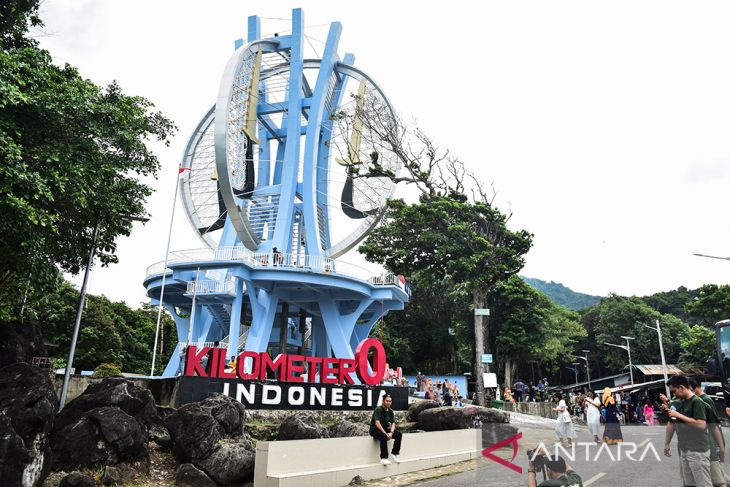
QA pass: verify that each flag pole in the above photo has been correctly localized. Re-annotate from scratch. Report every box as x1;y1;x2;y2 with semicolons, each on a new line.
150;165;188;376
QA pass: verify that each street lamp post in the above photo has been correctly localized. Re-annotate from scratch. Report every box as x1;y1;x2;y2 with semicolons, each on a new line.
644;320;671;398
565;362;580;386
604;336;635;385
59;215;149;410
575;350;591;391
59;222;100;410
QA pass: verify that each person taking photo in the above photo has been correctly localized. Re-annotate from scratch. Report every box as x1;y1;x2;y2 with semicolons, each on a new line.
663;375;712;487
527;447;583;487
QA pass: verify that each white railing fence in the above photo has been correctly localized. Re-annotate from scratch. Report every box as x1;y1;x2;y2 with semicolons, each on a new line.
146;246;404;290
186;279;235;295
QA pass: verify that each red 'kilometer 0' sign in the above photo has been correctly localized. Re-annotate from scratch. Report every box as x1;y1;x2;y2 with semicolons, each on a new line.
184;338;387;385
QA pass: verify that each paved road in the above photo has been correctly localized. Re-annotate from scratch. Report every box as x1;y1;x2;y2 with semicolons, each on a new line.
415;424;717;487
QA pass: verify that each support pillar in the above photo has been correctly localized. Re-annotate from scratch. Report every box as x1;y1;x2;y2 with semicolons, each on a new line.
227;279;245;359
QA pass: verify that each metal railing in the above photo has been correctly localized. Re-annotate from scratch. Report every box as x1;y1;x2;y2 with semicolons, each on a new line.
220;327;250;348
368;273;401;286
146;245;404;289
186;279;235;295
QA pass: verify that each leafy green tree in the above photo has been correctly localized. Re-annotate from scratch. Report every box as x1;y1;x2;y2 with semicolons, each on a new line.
678;325;715;370
339;59;532;403
0;0;41;49
0;0;176;317
582;295;689;377
93;363;122;378
372;273;472;375
642;286;699;324
489;276;586;384
21;279;176;374
684;284;730;326
360;195;532;403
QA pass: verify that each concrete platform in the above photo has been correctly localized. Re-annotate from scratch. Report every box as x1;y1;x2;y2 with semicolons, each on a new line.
253;430;481;487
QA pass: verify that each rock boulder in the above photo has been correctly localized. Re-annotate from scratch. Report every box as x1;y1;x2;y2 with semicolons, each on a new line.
416;405;510;432
165;403;222;462
165;394;255;485
176;463;216;487
277;413;327;440
0;362;58;487
58;472;95;487
50;407;147;470
0;322;47;368
406;399;441;422
196;440;256;485
198;393;246;437
327;420;369;438
54;378;158;434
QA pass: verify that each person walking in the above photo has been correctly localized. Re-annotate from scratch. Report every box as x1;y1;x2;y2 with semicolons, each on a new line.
585;390;602;444
553;393;577;447
528;382;536;402
369;394;402;465
538;380;546;401
663;376;711;487
514;379;525;403
689;377;727;487
643;402;656;426
601;387;624;445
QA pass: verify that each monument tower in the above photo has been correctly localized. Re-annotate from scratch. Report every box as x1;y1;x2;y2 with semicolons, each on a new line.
143;8;409;377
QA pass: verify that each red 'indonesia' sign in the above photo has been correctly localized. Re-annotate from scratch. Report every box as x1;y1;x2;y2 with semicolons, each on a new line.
184;337;387;385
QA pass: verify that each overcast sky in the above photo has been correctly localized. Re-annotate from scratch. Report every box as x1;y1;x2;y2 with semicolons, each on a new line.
37;0;730;307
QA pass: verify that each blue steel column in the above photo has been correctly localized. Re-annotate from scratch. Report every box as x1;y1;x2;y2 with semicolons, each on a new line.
271;9;303;252
311;315;331;358
227;279;245;359
301;23;342;257
314;52;355;252
244;286;280;352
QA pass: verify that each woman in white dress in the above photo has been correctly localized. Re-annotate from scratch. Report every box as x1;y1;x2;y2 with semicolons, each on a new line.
552;393;577;446
585;390;602;444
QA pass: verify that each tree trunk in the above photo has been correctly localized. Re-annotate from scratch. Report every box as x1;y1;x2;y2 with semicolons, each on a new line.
448;340;458;375
473;288;489;406
504;359;512;389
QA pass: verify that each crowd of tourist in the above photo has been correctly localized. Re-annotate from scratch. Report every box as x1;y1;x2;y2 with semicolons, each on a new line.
502;378;551;402
413;372;465;407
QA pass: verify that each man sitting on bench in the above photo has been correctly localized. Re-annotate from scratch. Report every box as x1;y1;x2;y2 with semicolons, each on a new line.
370;394;402;465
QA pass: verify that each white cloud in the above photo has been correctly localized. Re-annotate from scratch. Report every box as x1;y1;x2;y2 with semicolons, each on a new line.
35;0;730;305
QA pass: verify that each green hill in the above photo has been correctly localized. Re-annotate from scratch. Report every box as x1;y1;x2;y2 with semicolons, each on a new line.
520;277;602;310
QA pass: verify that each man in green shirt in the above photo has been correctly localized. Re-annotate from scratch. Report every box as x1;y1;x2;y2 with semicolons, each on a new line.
664;375;712;487
370;394;402;465
527;451;583;487
689;377;727;487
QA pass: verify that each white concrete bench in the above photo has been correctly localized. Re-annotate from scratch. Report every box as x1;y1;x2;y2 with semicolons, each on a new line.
254;429;481;487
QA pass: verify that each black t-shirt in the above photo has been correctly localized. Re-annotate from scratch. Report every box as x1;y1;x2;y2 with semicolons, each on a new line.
370;406;395;435
676;394;710;453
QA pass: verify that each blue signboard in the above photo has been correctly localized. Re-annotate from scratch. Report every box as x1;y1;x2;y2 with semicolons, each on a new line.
481;354;493;364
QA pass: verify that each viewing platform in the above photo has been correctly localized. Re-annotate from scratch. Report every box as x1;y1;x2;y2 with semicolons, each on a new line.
145;246;406;292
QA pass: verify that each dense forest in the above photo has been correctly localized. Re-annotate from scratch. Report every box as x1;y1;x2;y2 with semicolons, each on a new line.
379;278;728;386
